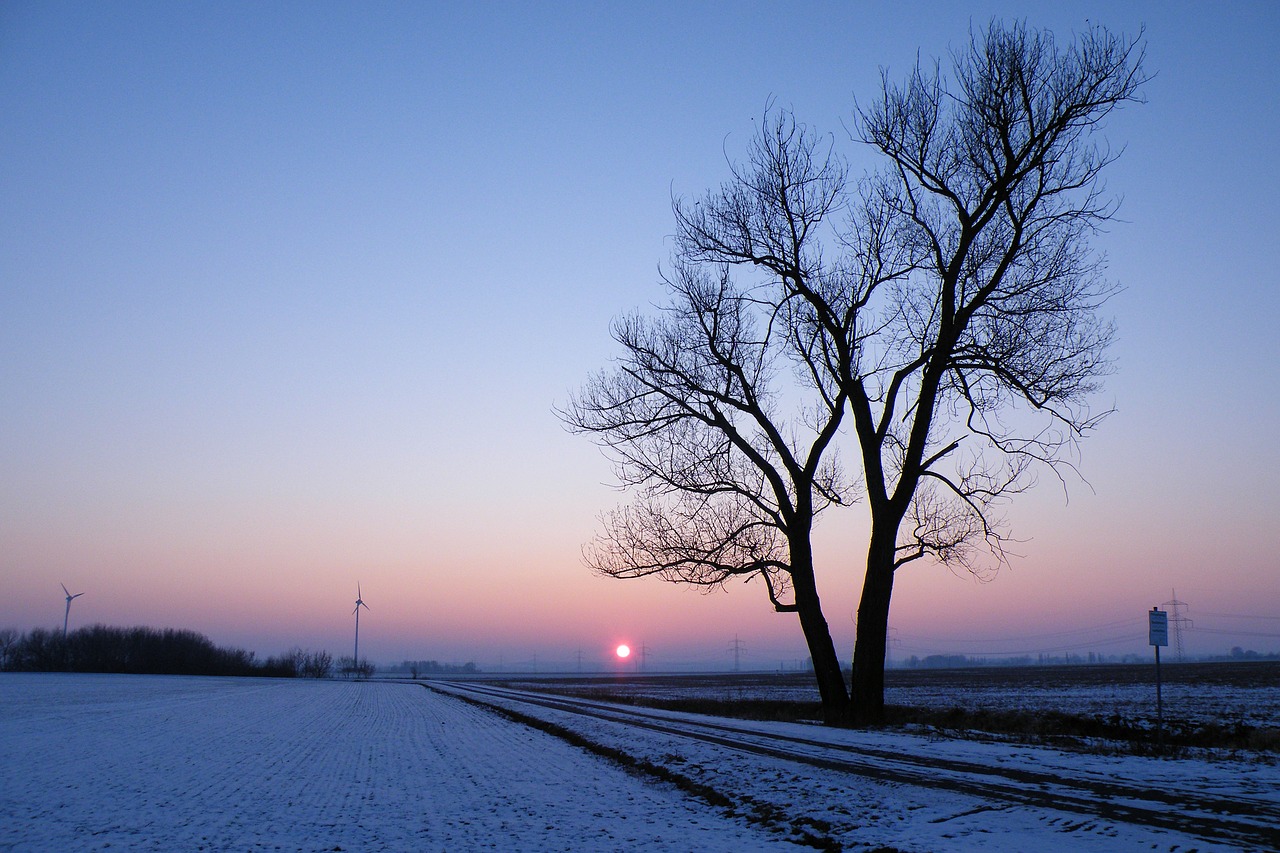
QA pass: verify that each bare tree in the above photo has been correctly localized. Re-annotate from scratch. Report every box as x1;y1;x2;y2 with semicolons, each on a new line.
301;649;334;679
560;236;857;721
834;21;1147;721
0;628;17;670
568;20;1145;725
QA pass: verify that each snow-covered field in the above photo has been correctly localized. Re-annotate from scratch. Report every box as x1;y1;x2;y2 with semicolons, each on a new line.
509;662;1280;729
2;673;1277;852
0;673;779;851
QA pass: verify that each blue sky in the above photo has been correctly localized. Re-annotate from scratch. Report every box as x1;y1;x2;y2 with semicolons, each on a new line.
2;1;1277;669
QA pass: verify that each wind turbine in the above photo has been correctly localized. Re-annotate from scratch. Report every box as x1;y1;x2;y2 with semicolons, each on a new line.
61;583;84;638
352;584;369;676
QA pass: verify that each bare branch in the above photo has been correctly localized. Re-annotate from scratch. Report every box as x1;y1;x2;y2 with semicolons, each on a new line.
563;20;1146;724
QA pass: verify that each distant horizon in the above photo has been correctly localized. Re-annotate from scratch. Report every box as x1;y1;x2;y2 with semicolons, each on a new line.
10;599;1276;673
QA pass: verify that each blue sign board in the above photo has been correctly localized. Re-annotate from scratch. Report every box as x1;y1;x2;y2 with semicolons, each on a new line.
1149;608;1169;647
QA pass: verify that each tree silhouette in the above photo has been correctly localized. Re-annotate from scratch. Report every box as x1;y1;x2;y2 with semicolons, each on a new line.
568;20;1146;723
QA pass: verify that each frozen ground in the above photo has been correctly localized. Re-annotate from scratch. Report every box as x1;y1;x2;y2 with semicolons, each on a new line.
0;673;794;851
437;680;1280;852
2;673;1277;852
507;661;1280;729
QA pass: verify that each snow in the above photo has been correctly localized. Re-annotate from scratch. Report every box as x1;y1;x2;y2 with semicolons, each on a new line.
437;680;1280;852
522;665;1280;729
2;673;1277;852
0;674;800;851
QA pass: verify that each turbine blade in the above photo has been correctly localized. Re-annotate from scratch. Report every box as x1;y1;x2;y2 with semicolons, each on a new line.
62;583;70;597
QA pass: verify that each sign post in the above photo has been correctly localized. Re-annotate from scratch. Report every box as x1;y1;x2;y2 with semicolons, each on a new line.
1149;607;1168;749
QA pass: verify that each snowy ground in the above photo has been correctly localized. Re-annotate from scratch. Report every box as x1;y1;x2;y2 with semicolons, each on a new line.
2;673;1277;852
436;680;1280;852
0;673;789;851
505;662;1280;729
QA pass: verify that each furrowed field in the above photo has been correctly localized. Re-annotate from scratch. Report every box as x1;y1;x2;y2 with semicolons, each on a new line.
3;664;1277;851
495;660;1280;748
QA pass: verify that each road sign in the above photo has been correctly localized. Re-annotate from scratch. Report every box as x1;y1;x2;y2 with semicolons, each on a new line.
1149;608;1168;647
1149;607;1168;750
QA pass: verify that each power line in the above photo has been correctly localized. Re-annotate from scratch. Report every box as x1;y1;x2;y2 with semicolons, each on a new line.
1198;611;1280;621
885;598;1278;661
1194;628;1280;639
895;633;1146;658
903;618;1139;645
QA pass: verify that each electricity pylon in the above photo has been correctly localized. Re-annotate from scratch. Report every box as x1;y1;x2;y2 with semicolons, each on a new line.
1163;589;1193;661
729;635;746;672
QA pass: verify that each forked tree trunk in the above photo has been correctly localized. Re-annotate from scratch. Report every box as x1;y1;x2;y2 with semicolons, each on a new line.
790;557;851;726
850;528;897;724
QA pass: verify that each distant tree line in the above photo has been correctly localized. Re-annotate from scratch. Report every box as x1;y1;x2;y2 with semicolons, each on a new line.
903;653;1143;668
1224;647;1279;662
337;656;377;679
0;625;337;678
901;649;1280;668
271;646;337;678
385;659;480;678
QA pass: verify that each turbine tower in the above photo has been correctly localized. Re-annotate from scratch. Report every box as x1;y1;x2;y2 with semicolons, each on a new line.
61;583;84;638
352;584;369;675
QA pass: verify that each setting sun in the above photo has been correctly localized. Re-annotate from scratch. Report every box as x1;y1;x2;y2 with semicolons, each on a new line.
615;644;631;659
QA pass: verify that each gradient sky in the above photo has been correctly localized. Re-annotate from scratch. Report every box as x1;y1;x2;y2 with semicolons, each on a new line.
3;1;1277;671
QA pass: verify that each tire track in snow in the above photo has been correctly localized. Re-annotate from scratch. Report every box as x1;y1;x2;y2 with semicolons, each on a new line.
436;680;1280;853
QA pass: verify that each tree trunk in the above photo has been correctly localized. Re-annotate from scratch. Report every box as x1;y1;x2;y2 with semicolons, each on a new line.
790;557;851;726
850;527;897;724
